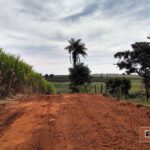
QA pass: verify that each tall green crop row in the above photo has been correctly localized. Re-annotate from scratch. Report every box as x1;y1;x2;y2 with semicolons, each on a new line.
0;49;55;98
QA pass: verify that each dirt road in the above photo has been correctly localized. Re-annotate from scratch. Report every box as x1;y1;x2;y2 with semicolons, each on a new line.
0;94;150;150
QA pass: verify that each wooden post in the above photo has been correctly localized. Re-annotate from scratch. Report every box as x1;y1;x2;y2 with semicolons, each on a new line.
105;86;107;95
100;84;103;94
95;85;97;94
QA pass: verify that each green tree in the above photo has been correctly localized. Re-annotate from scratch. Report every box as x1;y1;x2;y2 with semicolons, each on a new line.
121;78;131;99
65;38;87;67
114;42;150;101
69;63;91;93
106;78;131;98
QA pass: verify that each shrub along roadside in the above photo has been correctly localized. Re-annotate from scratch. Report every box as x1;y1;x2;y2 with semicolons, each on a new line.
106;78;131;99
0;49;55;98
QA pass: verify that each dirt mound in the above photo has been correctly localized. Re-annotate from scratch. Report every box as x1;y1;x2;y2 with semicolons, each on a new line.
0;94;150;150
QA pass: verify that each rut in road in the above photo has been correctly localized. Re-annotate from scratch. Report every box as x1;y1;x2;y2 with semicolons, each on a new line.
0;94;150;150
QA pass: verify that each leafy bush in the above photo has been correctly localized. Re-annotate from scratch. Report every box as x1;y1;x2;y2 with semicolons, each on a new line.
69;63;91;93
106;78;131;98
0;49;55;98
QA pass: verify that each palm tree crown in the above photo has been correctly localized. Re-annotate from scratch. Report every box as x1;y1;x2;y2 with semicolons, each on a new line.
65;38;87;67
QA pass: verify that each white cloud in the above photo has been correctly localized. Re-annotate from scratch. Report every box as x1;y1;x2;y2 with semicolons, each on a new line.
0;0;150;74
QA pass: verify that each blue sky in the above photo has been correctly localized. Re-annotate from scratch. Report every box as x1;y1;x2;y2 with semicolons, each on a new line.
0;0;150;74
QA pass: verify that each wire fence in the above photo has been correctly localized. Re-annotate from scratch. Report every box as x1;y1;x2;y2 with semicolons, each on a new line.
54;83;106;94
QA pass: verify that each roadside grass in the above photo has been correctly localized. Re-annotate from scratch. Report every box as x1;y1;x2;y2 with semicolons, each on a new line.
130;80;144;94
53;80;143;94
123;99;150;107
52;82;70;94
53;80;150;107
53;82;106;94
0;49;55;98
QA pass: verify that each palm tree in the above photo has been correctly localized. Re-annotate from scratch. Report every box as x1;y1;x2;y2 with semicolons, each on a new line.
65;38;87;67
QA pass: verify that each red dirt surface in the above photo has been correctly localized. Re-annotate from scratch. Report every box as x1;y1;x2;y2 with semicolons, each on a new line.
0;94;150;150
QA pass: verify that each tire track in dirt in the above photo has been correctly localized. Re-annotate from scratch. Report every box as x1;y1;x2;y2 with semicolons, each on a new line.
0;94;150;150
0;100;56;150
75;95;150;150
10;96;70;150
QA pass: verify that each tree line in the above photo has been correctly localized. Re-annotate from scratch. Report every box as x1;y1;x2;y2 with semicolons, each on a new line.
64;37;150;101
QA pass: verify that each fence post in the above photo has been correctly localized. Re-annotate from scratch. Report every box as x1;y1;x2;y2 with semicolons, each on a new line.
105;86;107;95
95;85;97;94
100;84;103;94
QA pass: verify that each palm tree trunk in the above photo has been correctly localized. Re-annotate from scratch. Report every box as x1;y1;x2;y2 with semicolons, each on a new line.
69;54;72;64
73;52;77;67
